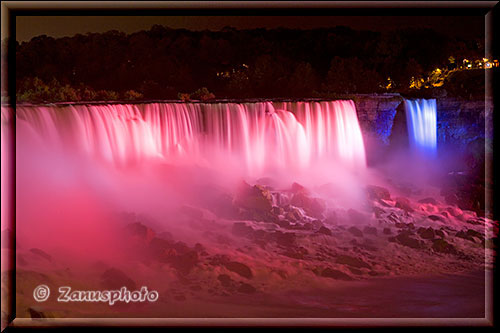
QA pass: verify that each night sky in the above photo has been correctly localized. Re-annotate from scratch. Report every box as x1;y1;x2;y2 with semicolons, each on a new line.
16;15;485;42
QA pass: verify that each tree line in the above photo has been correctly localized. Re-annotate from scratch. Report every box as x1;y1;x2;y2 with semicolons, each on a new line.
14;25;484;102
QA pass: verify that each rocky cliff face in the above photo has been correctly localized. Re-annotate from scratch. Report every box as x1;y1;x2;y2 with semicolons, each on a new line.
436;98;492;151
353;95;492;152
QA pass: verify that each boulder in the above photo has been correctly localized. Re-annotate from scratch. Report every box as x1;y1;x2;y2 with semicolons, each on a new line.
366;185;391;201
224;261;253;279
435;229;445;238
291;182;310;195
290;193;326;218
273;231;296;246
321;268;353;281
428;215;444;222
217;274;232;287
234;181;273;213
395;197;414;213
373;207;385;218
317;226;332;236
363;226;377;235
417;227;435;240
432;239;457;254
395;232;425;249
238;282;257;294
124;222;156;244
347;226;363;237
171;250;199;275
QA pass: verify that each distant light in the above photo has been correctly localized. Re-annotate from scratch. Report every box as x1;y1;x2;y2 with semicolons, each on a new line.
467;64;472;68
486;63;492;68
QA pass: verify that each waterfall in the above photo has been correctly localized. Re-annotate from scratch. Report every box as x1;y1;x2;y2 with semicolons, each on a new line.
404;99;437;157
15;100;367;176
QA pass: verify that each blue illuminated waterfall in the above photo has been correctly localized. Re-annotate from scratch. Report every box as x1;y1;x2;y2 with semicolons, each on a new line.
404;99;437;156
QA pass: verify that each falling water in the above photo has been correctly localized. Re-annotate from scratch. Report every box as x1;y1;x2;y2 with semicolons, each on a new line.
404;99;437;157
16;100;367;176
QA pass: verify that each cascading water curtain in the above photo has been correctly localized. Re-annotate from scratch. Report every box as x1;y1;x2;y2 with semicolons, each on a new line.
404;99;437;157
16;101;367;175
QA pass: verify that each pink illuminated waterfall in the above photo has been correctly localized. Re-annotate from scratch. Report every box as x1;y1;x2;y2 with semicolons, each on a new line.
15;101;366;175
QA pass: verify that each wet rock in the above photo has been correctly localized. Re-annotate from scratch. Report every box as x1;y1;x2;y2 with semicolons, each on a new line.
456;230;473;242
291;193;326;218
124;222;156;243
466;229;483;239
317;226;332;236
432;239;457;254
224;261;253;279
148;237;176;260
273;231;296;246
171;250;199;275
335;255;371;269
435;229;445;238
217;274;232;287
372;207;385;218
283;246;309;259
366;185;391;201
275;219;290;228
238;282;257;294
363;226;377;235
446;206;462;217
232;222;254;237
418;197;438;205
428;215;444;222
378;199;393;207
291;182;310;195
383;228;392;235
347;226;363;237
235;181;273;213
271;206;284;216
302;222;313;230
417;227;435;240
395;222;405;229
285;211;297;222
252;229;267;240
101;268;136;290
29;248;52;262
395;232;425;249
321;268;353;281
347;266;363;275
395;197;414;213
